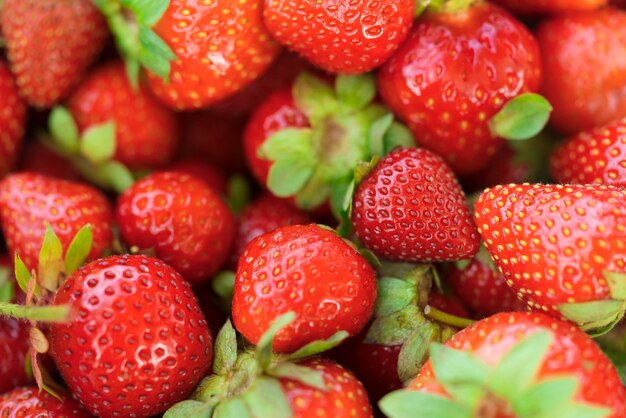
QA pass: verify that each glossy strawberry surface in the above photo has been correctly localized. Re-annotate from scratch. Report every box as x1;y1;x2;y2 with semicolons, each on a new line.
0;387;91;417
49;255;212;417
0;63;26;178
232;224;377;353
352;147;480;262
493;0;608;14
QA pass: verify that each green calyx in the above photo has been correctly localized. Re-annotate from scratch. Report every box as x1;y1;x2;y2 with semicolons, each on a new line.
488;93;553;142
426;0;479;14
380;331;612;418
92;0;176;86
47;106;135;193
165;313;350;418
558;271;626;337
258;72;414;215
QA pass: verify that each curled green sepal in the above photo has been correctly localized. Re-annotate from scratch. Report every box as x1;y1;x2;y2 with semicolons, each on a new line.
64;225;93;276
163;400;214;418
213;320;238;375
488;93;553;141
38;224;65;292
256;312;296;371
48;107;80;154
241;377;292;418
80;122;116;165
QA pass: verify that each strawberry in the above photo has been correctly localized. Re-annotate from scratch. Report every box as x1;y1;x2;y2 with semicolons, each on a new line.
351;147;480;263
537;8;626;135
140;0;281;110
550;118;626;187
0;0;107;108
0;173;114;271
263;0;414;74
231;194;311;266
168;158;228;195
377;2;543;175
232;224;377;353
116;171;236;283
474;183;626;333
66;61;179;170
426;292;469;319
49;254;212;417
492;0;608;15
0;318;30;393
0;62;27;178
381;312;626;418
16;140;80;181
0;387;90;417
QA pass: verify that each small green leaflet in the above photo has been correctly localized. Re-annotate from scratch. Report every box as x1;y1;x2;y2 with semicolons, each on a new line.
489;93;553;141
64;225;93;275
379;390;471;418
80;122;116;164
48;107;79;154
213;320;238;375
335;74;376;112
256;312;296;371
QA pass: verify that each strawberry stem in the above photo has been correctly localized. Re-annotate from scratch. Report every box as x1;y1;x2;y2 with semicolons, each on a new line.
424;305;475;328
0;302;70;323
428;0;477;13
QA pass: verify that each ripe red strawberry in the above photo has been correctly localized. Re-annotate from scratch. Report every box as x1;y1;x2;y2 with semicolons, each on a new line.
0;387;90;417
0;62;27;178
381;312;626;418
0;0;107;108
378;2;542;175
0;173;114;270
68;61;179;170
168;158;228;195
116;171;235;283
492;0;608;14
231;194;310;266
232;224;377;353
550;118;626;187
537;8;626;135
0;318;30;393
474;184;626;332
17;140;80;181
49;254;212;417
447;255;526;318
351;147;480;262
263;0;414;74
145;0;281;110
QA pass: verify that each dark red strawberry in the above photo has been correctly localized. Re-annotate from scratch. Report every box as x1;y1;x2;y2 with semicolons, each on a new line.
474;184;626;333
351;147;480;262
0;62;27;178
461;144;531;193
49;254;212;417
116;171;235;283
378;2;542;175
0;173;114;271
67;61;179;170
0;387;90;417
0;318;30;393
493;0;608;14
537;8;626;135
263;0;414;74
551;117;626;187
231;194;310;266
427;292;469;318
382;312;626;418
0;0;107;108
232;224;377;353
168;158;228;195
16;140;80;181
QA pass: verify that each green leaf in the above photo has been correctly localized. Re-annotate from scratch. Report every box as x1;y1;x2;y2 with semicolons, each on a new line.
256;312;296;371
97;161;136;194
80;121;116;164
0;281;14;303
38;224;65;292
269;362;326;390
397;323;438;383
558;300;625;327
288;331;349;361
369;113;394;156
194;375;229;402
212;271;236;299
534;403;611;418
266;156;316;198
365;305;425;346
214;397;251;418
122;0;170;25
257;128;314;162
605;271;626;300
125;58;141;90
335;74;376;111
241;377;292;418
379;390;471;418
293;73;339;124
13;254;31;294
293;170;331;210
513;377;578;417
48;107;80;154
488;93;553;141
64;225;93;275
213;320;238;375
488;331;553;400
164;400;214;418
430;343;489;390
376;277;417;317
138;26;177;80
383;122;415;154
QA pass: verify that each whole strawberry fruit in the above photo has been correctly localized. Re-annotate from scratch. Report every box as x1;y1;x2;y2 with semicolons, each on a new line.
351;147;479;262
493;0;608;14
68;61;179;170
475;184;626;333
0;0;107;108
0;62;27;178
0;387;90;417
381;312;626;418
537;8;626;135
49;254;213;418
263;0;414;74
116;171;235;283
378;2;542;175
0;173;113;270
551;118;626;187
232;224;377;353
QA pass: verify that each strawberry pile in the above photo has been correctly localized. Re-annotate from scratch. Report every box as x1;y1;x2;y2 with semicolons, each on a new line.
0;0;626;417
